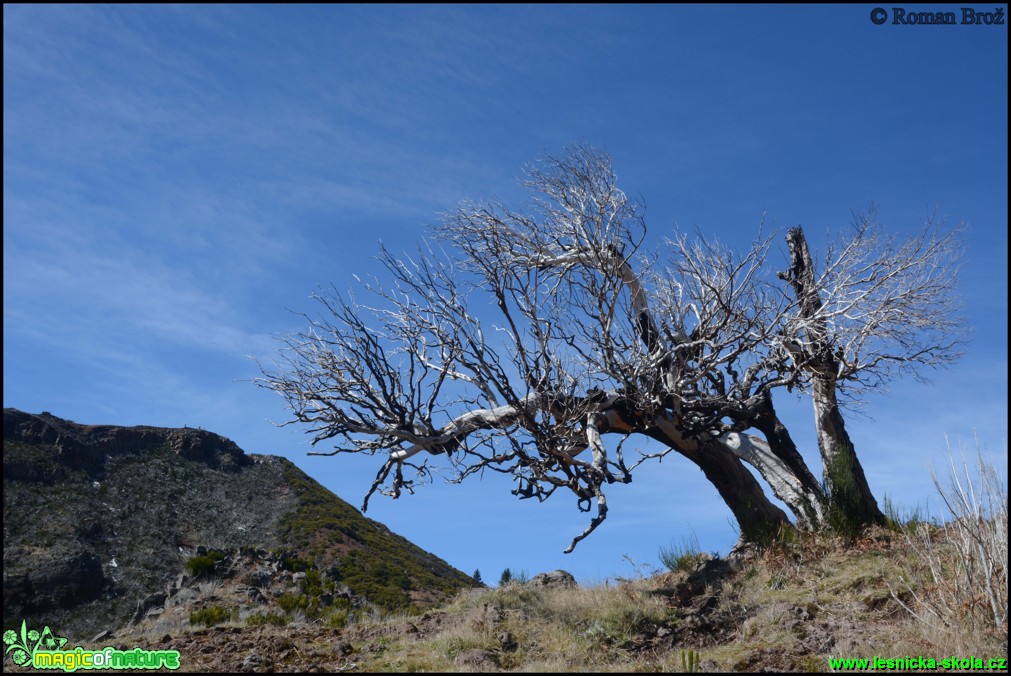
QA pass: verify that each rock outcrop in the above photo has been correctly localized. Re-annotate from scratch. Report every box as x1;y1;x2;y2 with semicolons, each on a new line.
526;570;578;590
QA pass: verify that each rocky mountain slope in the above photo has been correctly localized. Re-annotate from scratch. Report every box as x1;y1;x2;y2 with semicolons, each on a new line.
27;527;1004;673
2;409;476;642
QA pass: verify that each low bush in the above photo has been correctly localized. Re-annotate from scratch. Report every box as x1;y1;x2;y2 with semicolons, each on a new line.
189;605;233;627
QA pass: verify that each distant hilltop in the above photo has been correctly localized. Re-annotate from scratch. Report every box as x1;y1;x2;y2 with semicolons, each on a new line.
3;408;477;641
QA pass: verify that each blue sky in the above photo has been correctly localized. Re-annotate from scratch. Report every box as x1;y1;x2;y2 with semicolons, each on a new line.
4;5;1007;584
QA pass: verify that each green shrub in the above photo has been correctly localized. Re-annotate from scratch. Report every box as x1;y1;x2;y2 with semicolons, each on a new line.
277;593;310;614
185;553;223;577
189;605;233;627
324;608;352;629
276;552;312;573
882;494;932;531
246;611;288;627
659;533;707;574
824;445;881;539
276;461;470;613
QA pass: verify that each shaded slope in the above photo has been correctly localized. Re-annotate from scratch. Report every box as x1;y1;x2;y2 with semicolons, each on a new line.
2;409;475;640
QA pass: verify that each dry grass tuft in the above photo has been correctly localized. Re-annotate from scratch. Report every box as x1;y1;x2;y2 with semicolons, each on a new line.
892;441;1008;656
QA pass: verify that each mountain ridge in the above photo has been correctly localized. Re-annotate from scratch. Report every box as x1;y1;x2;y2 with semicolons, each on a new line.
2;408;476;640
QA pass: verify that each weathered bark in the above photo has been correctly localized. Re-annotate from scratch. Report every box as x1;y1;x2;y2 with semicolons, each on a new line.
647;413;792;543
719;431;826;530
779;227;884;528
811;376;883;528
695;439;793;543
372;358;844;545
742;392;827;528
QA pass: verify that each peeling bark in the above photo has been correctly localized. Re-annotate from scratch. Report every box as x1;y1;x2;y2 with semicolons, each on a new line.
742;392;827;528
719;432;826;529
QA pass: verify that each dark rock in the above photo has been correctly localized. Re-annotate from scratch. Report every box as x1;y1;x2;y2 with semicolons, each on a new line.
3;408;476;640
672;556;734;607
242;653;265;669
2;572;32;611
240;568;272;588
2;408;253;476
14;549;107;612
132;591;167;624
499;630;518;652
468;602;504;629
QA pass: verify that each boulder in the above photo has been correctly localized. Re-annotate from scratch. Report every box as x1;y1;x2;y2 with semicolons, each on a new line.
526;570;577;590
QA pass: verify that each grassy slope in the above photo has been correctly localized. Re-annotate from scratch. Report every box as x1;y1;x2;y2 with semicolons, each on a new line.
88;523;1007;673
342;526;1008;672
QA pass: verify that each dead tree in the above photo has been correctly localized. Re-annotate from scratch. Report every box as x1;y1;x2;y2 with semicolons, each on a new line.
777;214;965;531
258;147;965;551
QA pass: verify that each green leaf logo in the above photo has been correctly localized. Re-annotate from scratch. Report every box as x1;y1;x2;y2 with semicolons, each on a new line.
38;626;68;651
3;620;69;666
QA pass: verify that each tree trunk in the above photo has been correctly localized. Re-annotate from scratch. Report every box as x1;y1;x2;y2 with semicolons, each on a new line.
719;431;827;530
779;227;884;530
647;414;793;543
812;376;884;529
744;392;828;529
694;438;794;543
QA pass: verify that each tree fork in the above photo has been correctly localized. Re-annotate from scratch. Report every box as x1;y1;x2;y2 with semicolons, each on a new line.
744;391;828;529
779;227;884;529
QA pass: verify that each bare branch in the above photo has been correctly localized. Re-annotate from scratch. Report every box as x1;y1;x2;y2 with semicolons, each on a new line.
259;147;965;550
781;209;967;400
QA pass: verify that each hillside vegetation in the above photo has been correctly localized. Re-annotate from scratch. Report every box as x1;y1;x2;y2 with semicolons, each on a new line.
100;519;1006;672
2;409;475;642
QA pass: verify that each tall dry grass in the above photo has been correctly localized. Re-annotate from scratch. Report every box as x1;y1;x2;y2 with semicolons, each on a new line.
893;440;1008;655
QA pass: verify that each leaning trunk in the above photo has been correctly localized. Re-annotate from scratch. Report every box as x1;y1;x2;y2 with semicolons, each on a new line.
812;376;884;530
719;431;827;530
779;226;884;531
694;438;794;543
745;392;828;529
646;416;793;543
